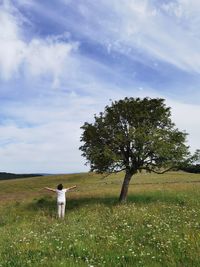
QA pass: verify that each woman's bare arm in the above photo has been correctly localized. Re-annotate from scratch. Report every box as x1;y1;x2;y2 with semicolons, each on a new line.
66;185;77;191
44;187;56;192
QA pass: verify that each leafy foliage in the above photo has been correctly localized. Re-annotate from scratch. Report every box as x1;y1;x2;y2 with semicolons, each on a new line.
80;97;190;176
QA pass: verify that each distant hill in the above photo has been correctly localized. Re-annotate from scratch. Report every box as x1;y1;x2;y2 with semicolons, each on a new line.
0;172;43;181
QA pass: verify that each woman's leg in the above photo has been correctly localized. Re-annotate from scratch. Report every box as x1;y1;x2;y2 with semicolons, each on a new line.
61;203;66;218
57;203;62;218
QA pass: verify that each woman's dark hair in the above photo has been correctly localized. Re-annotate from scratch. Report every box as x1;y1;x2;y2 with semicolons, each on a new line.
57;184;63;190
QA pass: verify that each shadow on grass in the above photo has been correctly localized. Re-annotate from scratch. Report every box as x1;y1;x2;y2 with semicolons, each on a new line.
27;191;187;213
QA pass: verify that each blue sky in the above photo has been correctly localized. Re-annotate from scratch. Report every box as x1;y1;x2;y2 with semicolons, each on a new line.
0;0;200;173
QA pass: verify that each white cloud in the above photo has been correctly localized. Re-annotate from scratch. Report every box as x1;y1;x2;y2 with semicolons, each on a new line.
0;3;78;86
21;0;200;74
162;0;200;19
25;39;78;88
118;1;200;73
0;84;200;173
0;122;86;173
57;0;200;74
168;100;200;153
0;96;92;173
0;6;26;79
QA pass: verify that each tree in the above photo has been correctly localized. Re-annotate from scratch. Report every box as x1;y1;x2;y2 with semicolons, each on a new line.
80;97;194;202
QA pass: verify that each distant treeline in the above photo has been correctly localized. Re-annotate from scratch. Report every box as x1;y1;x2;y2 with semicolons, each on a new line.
0;172;43;180
180;164;200;173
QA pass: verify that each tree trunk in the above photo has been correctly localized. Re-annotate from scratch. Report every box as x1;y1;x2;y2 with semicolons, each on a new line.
119;170;133;202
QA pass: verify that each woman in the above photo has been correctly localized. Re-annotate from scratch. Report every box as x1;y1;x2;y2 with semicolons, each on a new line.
44;184;76;218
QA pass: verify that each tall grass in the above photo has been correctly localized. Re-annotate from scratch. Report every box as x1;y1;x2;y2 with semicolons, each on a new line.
1;172;200;266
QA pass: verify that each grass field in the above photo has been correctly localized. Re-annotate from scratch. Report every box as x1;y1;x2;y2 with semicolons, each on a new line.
0;171;200;267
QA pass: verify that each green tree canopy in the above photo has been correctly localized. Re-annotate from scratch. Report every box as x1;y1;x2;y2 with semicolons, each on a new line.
80;97;196;202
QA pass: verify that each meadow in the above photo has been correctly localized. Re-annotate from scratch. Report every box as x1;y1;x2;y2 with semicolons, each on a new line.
0;171;200;267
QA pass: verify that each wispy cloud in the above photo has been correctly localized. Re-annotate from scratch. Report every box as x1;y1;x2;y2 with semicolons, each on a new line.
30;0;200;92
59;0;200;74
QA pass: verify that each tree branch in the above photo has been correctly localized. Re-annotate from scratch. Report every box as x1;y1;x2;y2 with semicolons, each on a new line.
100;168;126;179
141;166;174;174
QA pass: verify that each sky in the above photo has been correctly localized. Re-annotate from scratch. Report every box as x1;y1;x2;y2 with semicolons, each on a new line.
0;0;200;174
